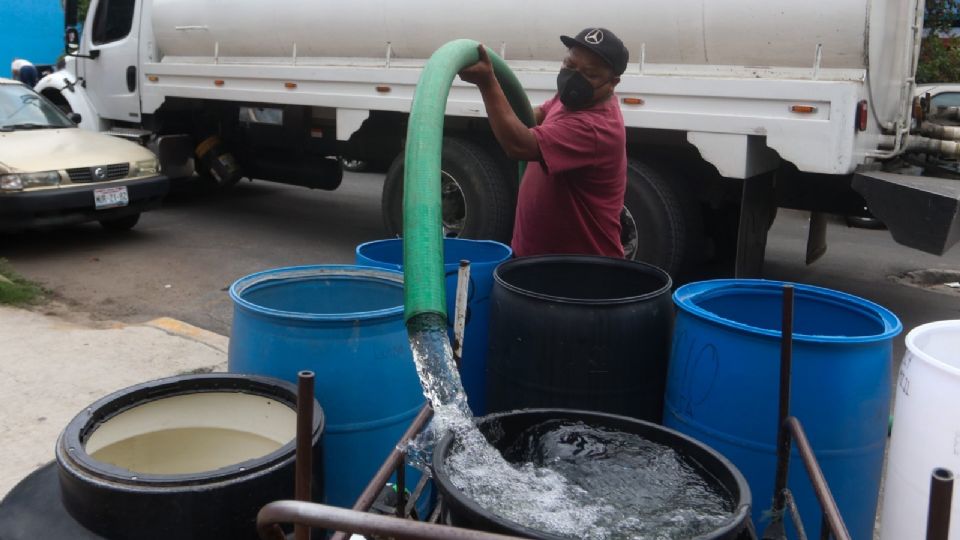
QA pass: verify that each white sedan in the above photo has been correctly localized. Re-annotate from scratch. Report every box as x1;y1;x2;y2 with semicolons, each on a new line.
0;78;168;232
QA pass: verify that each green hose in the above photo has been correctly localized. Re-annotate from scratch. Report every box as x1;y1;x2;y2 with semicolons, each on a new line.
403;39;535;323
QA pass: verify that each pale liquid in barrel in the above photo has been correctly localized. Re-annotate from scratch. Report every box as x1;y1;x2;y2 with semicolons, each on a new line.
90;427;283;475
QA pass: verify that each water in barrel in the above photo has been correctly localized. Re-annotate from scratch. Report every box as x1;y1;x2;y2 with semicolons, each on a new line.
408;319;738;539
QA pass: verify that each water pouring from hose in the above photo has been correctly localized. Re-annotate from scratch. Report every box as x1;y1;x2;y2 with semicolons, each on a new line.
401;39;534;416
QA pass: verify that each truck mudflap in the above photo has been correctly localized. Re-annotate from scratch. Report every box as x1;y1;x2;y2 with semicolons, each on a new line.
852;171;960;255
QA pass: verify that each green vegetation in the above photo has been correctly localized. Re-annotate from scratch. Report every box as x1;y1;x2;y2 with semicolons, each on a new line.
0;259;44;306
78;0;91;24
918;0;960;83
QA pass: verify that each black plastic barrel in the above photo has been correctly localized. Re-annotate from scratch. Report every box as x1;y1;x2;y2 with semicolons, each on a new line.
486;255;673;421
432;409;754;540
54;374;323;540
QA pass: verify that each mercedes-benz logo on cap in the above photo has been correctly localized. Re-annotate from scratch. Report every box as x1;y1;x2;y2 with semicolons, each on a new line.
93;167;106;180
585;29;604;45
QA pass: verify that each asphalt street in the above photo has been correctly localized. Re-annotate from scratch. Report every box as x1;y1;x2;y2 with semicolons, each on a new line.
1;174;388;334
3;172;959;363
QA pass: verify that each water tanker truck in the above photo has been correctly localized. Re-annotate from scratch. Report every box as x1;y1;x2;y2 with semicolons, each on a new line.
36;0;960;276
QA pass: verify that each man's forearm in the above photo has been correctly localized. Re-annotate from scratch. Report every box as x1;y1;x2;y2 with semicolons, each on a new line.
477;79;541;161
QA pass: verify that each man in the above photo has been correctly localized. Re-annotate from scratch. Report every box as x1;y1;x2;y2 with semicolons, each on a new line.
10;59;38;87
458;28;629;257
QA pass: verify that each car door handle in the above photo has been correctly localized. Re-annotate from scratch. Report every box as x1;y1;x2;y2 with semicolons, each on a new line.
126;66;136;92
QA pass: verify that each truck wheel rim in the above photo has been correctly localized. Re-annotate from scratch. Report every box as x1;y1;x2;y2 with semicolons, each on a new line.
620;206;639;259
440;171;466;237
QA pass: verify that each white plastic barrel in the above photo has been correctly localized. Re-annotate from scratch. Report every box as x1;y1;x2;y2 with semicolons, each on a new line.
880;320;960;540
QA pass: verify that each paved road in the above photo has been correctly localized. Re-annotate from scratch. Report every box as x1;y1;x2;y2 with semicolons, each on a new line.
3;172;959;362
764;211;960;361
2;174;388;334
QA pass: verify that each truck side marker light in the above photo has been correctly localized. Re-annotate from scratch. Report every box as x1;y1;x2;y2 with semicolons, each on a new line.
376;86;392;93
214;80;225;87
790;105;817;114
147;75;159;82
622;97;644;105
857;100;868;131
285;82;298;89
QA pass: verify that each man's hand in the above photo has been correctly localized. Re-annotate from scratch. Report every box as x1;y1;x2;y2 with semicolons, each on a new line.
458;45;496;89
457;44;541;161
534;106;545;125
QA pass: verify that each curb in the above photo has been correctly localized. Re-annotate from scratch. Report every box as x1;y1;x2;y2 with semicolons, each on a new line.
145;317;229;354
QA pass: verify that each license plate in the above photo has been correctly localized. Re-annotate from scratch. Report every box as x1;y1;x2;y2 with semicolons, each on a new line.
94;186;129;210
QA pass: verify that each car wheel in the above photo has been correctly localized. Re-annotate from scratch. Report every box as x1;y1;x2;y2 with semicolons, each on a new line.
381;137;515;242
99;213;140;231
623;158;702;278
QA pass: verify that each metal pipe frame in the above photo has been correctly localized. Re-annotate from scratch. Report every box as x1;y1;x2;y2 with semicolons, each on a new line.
762;285;794;540
927;467;954;540
452;259;471;367
406;473;431;519
763;285;851;540
258;500;524;540
295;371;316;540
327;403;434;540
771;285;795;515
396;451;407;518
784;416;851;540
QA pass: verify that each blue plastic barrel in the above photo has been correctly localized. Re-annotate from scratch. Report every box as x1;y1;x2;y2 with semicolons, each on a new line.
664;279;901;540
228;266;428;511
356;238;512;415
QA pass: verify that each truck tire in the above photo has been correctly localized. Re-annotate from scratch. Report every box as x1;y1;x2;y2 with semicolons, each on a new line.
381;137;515;242
622;158;701;278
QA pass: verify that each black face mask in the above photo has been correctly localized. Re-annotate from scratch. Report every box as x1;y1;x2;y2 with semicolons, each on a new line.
557;68;597;109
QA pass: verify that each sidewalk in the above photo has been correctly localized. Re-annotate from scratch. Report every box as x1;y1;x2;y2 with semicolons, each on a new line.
0;306;229;497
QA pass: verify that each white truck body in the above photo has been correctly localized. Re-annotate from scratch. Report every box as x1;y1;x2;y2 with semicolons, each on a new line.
65;0;922;177
40;0;958;274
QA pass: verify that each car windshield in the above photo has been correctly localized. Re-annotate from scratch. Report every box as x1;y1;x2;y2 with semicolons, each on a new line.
0;84;74;131
931;91;960;109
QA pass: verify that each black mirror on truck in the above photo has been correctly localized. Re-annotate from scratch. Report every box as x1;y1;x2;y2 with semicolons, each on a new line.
65;27;79;51
68;112;82;124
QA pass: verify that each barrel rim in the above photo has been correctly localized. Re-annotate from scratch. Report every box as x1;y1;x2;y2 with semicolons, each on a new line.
356;237;513;270
905;319;960;377
432;408;752;540
492;255;673;305
56;373;324;489
229;265;405;321
673;279;902;343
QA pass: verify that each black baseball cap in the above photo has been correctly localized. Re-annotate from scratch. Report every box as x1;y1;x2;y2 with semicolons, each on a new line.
560;27;629;76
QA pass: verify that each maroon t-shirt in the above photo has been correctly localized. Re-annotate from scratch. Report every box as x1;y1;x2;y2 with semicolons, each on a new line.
511;94;627;258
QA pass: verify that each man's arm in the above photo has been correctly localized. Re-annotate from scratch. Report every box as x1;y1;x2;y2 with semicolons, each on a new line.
459;45;541;161
534;106;545;125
